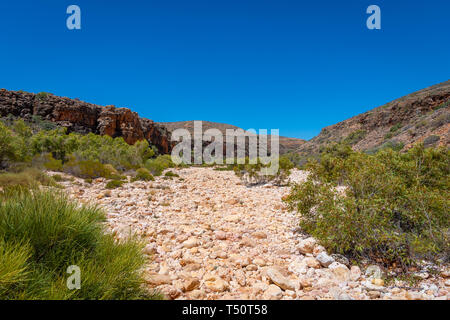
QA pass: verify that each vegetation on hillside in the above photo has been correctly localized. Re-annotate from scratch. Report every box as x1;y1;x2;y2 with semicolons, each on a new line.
0;117;176;181
284;142;449;269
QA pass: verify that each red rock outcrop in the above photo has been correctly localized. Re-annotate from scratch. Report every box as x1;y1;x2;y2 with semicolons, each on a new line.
0;89;172;154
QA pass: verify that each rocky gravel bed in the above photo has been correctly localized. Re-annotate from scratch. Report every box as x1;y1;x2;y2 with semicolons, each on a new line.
55;168;450;300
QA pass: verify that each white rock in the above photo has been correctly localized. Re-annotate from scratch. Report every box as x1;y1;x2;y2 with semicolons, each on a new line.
298;237;316;254
266;267;297;291
365;265;382;279
350;266;361;281
316;252;335;267
182;237;200;248
328;262;350;281
263;284;283;300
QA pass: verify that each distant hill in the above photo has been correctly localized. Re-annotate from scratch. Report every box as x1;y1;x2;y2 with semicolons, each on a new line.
158;120;306;155
295;80;450;159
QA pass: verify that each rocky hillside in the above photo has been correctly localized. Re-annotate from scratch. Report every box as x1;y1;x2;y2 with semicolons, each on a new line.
296;80;450;157
0;89;173;154
159;120;305;155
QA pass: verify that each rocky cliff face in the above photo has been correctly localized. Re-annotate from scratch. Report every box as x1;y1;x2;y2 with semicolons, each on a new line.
296;80;450;157
0;89;172;154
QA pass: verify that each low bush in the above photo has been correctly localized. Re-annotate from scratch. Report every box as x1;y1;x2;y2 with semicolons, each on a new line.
145;155;174;176
0;190;158;299
285;143;449;268
343;129;367;145
42;153;63;171
105;179;126;189
1;119;159;176
390;123;403;133
164;171;179;178
366;140;405;154
233;155;294;186
63;157;119;180
132;168;154;182
0;121;22;168
0;168;58;189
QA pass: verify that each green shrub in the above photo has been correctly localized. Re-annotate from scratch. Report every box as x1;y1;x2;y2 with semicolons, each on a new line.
233;155;294;186
145;155;174;176
43;153;63;171
105;179;125;189
285;143;449;268
432;100;450;110
366;140;404;154
51;174;64;182
63;157;119;179
0;121;22;168
390;123;403;133
343;130;367;145
36;92;49;101
132;168;154;182
0;168;58;189
164;171;179;178
430;114;450;129
213;165;235;171
0;190;158;299
2;119;157;173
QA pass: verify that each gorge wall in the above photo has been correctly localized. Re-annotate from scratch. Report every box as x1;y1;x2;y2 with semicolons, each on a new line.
0;89;172;154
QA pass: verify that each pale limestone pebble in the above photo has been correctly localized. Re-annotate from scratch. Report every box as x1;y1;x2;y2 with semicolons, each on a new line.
304;257;321;269
362;280;387;292
234;269;247;287
288;259;308;275
203;274;229;293
442;268;450;278
263;284;283;300
253;258;266;267
298;237;316;254
350;265;361;281
145;273;172;286
365;265;383;279
328;262;350;282
266;267;298;291
229;254;251;267
252;231;267;239
405;291;424;300
183;277;200;292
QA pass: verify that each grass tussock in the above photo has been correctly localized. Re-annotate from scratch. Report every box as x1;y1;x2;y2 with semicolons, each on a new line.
0;190;160;300
0;168;60;189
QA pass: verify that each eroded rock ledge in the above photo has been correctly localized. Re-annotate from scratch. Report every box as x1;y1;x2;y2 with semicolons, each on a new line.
0;89;172;154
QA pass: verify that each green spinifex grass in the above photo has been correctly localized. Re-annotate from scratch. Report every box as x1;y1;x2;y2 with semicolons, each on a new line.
0;190;160;300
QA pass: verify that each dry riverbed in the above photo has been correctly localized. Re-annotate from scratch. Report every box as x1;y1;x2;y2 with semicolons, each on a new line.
53;167;449;300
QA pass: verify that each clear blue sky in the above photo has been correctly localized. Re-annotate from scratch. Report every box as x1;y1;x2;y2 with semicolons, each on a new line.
1;0;449;139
